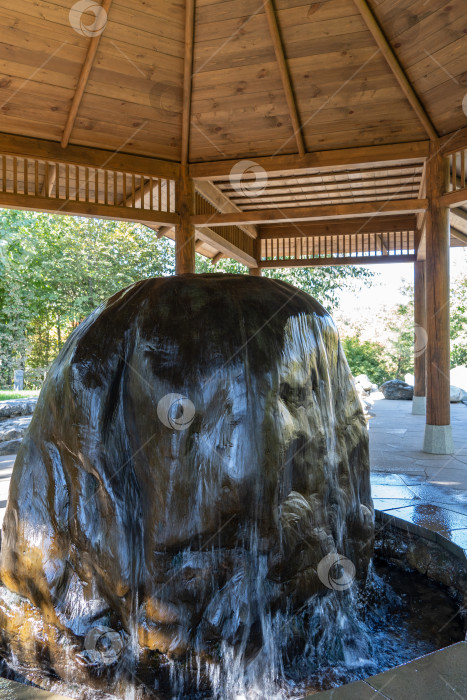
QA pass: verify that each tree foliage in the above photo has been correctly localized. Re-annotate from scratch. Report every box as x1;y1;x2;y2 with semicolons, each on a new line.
0;209;374;388
340;336;391;385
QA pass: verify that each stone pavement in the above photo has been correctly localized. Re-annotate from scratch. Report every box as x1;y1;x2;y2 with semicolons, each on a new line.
369;395;467;487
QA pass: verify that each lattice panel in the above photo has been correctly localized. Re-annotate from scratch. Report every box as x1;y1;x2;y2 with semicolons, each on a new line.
0;154;175;214
260;230;416;266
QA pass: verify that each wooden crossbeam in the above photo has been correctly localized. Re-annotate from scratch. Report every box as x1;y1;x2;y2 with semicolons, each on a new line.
62;0;114;148
259;254;417;269
263;0;305;156
195;180;257;238
353;0;437;141
189;142;429;179
181;0;195;166
439;188;467;207
0;133;179;180
258;214;417;239
0;192;178;226
192;199;427;227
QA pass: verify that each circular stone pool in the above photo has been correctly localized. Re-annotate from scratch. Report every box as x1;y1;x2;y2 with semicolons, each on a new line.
0;512;465;700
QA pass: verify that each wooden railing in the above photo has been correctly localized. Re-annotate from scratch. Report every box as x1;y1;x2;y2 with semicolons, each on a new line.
0;153;177;224
259;230;416;268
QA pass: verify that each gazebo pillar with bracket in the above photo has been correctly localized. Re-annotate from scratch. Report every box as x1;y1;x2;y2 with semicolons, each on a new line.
423;144;453;454
412;260;426;415
175;168;195;275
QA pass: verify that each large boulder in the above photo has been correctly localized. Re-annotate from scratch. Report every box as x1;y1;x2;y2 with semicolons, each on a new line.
0;275;373;692
0;397;37;419
380;379;414;400
450;386;463;403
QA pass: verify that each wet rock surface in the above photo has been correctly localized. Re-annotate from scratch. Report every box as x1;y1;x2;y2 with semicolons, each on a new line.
0;275;373;695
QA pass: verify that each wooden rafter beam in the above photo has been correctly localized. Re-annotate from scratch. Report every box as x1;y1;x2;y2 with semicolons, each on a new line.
157;225;173;238
352;0;437;141
263;0;305;156
181;0;195;166
62;0;114;148
0;132;179;179
125;178;161;208
195;180;257;238
192;199;428;227
41;164;56;197
194;227;256;267
452;207;467;224
440;127;467;156
189;141;429;179
211;252;224;265
451;227;467;245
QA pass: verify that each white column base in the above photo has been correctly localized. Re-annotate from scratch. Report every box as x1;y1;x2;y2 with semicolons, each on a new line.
423;424;454;454
412;395;426;415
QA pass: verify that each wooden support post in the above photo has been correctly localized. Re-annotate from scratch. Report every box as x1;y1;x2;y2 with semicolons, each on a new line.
175;168;195;274
423;143;453;453
412;260;426;415
249;267;262;276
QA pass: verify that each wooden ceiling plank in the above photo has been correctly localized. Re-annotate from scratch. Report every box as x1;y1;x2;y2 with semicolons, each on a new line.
181;0;195;166
352;0;438;141
263;0;305;157
61;0;114;148
192;198;428;226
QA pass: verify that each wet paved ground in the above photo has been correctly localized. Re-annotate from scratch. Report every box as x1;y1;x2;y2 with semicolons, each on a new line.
369;396;467;553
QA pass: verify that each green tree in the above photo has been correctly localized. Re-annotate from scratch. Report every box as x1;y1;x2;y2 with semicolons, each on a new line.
0;209;374;388
340;335;391;385
196;257;373;312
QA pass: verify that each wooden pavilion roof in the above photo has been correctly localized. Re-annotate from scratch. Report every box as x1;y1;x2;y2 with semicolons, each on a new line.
0;0;466;266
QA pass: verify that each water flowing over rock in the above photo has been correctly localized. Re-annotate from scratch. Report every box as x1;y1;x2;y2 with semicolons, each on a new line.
0;275;373;698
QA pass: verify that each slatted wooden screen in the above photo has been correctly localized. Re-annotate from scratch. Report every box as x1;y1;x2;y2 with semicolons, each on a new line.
0;154;175;214
260;230;416;264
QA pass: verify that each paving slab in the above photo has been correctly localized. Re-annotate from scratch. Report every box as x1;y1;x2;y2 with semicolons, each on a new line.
307;680;387;698
366;642;467;700
369;398;467;491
